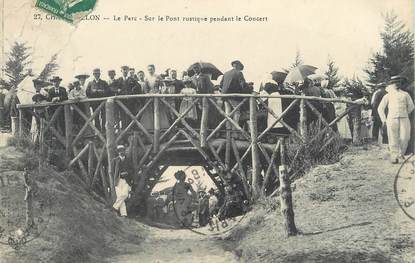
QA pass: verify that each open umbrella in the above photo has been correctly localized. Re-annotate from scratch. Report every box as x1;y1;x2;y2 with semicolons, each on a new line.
270;71;288;83
187;62;223;80
284;65;317;84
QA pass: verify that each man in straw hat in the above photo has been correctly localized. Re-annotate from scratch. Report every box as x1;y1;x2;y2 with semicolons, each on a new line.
47;76;68;133
86;68;110;131
112;144;133;217
378;75;414;164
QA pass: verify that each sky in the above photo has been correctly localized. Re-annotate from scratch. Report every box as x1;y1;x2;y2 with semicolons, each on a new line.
1;0;413;87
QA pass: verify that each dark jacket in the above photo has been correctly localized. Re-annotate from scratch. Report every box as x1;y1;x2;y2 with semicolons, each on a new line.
116;76;142;95
112;155;134;186
47;87;68;102
192;73;214;94
86;79;110;98
220;69;247;94
371;88;387;118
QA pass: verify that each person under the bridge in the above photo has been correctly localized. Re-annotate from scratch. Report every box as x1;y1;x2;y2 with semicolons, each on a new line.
173;170;196;227
112;145;133;217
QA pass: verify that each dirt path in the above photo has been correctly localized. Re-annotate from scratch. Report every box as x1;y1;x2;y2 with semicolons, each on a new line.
110;226;237;263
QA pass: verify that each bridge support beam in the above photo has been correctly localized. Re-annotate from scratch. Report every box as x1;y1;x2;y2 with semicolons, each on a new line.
106;98;116;203
250;97;261;201
279;137;298;236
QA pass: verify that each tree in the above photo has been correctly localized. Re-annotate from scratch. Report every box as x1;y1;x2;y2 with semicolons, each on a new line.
283;50;303;73
1;42;32;90
38;54;59;81
324;56;341;89
365;12;414;86
342;75;370;98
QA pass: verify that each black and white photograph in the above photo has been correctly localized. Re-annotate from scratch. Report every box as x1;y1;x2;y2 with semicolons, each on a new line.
0;0;414;262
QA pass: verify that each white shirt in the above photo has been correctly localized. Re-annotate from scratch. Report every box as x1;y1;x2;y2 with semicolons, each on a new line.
378;85;415;122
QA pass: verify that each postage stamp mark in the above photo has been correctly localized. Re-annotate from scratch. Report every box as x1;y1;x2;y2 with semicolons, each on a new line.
394;155;415;221
35;0;97;23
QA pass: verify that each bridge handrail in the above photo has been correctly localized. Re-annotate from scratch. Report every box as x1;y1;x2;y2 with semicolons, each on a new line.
17;93;366;109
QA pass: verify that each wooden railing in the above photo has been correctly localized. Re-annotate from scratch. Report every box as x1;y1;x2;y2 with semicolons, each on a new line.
16;93;364;235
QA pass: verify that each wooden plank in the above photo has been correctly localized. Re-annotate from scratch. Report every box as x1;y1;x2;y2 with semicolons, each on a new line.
72;145;90;184
200;97;209;147
64;105;73;160
115;99;152;142
44;106;63;132
279;137;298;236
68;143;89;168
159;97;199;142
225;101;232;169
231;138;251;200
208;98;251;141
18;109;23;137
72;102;106;146
257;98;299;140
153;97;160;153
88;141;94;179
105;98;117;202
131;132;139;178
299;98;307;138
261;140;281;195
250;97;261;200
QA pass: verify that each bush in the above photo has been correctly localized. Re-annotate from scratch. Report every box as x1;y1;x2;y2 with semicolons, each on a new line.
287;122;345;181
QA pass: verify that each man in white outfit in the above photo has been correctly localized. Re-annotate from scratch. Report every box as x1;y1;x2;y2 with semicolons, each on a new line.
112;145;132;217
378;75;414;164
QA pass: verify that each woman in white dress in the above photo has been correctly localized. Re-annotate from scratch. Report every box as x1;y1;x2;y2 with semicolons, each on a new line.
179;80;198;126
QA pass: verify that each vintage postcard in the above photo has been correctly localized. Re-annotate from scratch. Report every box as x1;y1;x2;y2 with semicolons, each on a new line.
0;0;414;262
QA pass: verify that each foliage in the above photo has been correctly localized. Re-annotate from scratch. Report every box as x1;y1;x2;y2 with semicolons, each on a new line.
324;56;341;89
283;49;303;73
365;11;414;86
38;54;59;81
341;75;370;98
286;122;346;181
0;42;32;90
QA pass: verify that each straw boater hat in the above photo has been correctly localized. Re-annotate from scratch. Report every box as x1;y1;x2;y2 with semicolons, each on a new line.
174;170;186;181
389;75;404;84
116;145;125;151
75;74;90;80
50;76;62;83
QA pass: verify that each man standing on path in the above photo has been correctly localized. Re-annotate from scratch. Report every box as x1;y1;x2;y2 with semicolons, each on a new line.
112;145;133;217
371;82;388;144
378;75;414;164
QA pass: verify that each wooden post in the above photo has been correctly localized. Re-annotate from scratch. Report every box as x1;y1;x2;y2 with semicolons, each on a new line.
23;169;34;229
153;97;160;153
249;97;260;200
200;97;209;148
279;137;298;236
18;109;23;138
225;101;232;169
64;105;73;160
105;98;116;202
352;105;362;145
132;131;139;179
88;141;94;180
39;118;45;163
299;98;307;138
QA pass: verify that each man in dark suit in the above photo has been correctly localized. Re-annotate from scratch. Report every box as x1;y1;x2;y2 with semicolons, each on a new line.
117;66;142;128
107;69;118;96
371;82;388;144
191;63;214;94
48;76;68;134
86;68;110;131
220;60;249;125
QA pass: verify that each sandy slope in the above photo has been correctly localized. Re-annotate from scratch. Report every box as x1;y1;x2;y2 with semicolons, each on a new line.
223;144;415;263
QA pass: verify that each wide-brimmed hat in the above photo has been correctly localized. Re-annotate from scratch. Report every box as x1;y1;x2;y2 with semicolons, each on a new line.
389;75;405;84
231;60;244;70
50;76;62;82
75;74;90;80
116;145;126;151
174;170;186;180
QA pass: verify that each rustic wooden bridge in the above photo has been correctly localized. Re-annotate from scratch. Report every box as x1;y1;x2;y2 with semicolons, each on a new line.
17;93;363;235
